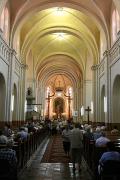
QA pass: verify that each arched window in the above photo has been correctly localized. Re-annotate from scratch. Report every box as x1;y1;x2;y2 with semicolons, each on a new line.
4;7;9;41
112;9;120;43
0;8;4;31
0;6;9;42
116;10;120;33
112;10;117;43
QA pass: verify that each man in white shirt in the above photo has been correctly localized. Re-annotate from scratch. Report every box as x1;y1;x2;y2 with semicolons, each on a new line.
69;123;83;172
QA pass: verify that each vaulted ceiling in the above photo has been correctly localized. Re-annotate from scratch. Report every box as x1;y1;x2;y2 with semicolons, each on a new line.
8;0;116;88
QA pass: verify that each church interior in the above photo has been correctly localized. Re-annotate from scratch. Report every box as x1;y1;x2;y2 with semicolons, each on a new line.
0;0;120;180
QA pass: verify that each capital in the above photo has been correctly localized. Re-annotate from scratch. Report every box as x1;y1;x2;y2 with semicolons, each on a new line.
103;50;109;57
91;64;98;70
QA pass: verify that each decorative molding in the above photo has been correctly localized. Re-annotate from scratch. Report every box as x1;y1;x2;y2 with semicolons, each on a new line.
91;64;98;70
117;30;120;38
99;61;105;75
21;63;28;69
103;50;109;57
11;49;17;56
0;34;11;64
0;28;3;35
109;34;120;64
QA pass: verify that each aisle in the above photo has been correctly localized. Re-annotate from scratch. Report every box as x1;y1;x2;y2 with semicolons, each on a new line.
18;136;93;180
41;134;70;163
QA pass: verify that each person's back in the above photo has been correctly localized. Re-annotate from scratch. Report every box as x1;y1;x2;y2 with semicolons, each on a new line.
98;141;120;176
17;127;28;141
95;132;110;147
84;126;94;140
0;140;17;179
0;129;8;144
62;125;71;155
3;124;12;137
93;127;102;140
69;127;83;148
111;126;120;135
69;123;83;172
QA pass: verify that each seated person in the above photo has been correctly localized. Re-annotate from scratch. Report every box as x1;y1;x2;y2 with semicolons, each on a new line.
84;126;94;140
111;126;120;135
0;129;8;144
98;141;120;175
3;123;13;137
0;139;17;179
17;127;28;141
95;132;110;147
93;127;102;140
100;125;106;131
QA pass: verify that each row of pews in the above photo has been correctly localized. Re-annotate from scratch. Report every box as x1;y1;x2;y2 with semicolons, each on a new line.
83;132;120;180
0;128;48;171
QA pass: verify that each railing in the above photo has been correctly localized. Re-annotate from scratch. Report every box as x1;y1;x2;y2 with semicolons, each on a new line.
109;31;120;65
0;29;10;65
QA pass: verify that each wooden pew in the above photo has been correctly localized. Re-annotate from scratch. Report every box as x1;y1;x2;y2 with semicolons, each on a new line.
83;132;120;180
0;127;48;173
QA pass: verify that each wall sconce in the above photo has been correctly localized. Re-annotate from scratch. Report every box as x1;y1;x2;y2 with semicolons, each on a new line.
55;7;64;16
104;96;107;112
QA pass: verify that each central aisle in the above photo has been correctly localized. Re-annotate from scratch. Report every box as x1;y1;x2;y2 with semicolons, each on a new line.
41;134;70;163
18;136;93;180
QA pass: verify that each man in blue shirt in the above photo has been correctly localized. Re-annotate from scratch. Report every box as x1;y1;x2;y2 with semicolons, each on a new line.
98;141;120;175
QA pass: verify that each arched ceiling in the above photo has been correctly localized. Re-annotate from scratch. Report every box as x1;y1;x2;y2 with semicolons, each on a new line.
7;0;115;87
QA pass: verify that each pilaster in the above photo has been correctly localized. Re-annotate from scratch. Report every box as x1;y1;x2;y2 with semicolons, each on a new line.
91;64;99;122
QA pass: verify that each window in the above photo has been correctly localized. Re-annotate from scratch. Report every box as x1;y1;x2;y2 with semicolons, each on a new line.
0;6;9;42
112;9;120;43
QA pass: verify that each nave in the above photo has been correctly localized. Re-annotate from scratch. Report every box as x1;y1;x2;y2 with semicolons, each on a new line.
1;1;120;179
18;135;93;180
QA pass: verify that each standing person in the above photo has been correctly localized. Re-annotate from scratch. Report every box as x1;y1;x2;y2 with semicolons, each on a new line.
62;125;71;156
69;123;83;173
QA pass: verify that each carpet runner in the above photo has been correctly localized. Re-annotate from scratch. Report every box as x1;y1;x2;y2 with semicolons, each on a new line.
41;134;71;163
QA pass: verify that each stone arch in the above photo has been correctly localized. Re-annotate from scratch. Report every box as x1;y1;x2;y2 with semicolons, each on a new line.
12;83;17;121
100;85;105;122
112;75;120;123
0;73;6;121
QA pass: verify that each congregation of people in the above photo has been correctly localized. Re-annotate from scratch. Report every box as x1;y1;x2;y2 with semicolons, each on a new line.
0;118;120;179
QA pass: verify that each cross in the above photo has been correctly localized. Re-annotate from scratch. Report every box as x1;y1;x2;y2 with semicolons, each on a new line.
85;106;91;124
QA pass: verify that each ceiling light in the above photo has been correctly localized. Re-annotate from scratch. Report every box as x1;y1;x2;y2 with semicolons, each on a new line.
58;33;64;40
57;7;63;16
54;7;64;16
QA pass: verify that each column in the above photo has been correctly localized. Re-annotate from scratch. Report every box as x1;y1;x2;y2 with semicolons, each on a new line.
91;65;99;122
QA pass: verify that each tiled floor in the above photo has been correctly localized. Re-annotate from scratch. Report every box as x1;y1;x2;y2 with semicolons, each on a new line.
18;138;93;180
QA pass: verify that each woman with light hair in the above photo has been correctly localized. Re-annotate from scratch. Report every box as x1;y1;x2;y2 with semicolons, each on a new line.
93;127;102;140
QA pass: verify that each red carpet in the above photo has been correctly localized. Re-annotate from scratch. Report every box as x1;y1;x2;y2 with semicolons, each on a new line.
41;134;71;163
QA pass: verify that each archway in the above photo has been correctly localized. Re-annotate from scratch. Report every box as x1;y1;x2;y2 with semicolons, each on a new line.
100;85;105;122
53;97;64;119
12;83;17;121
112;75;120;123
0;73;6;121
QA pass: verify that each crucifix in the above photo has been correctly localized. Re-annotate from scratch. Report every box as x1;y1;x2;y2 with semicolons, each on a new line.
85;106;91;124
